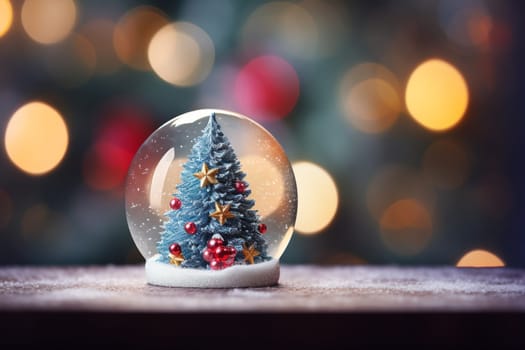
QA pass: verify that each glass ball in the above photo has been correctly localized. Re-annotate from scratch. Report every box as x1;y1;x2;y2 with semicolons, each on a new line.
125;109;297;268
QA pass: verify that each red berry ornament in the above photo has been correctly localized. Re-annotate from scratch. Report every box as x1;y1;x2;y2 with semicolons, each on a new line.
258;223;267;234
184;222;197;234
215;245;236;262
169;243;181;256
203;249;214;262
234;180;246;193
207;237;224;249
203;235;237;270
209;260;223;271
169;197;182;210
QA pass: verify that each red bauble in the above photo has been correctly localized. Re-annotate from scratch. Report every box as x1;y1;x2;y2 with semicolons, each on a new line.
214;246;227;260
203;249;214;263
169;243;181;256
169;197;182;210
209;260;224;270
214;245;237;261
184;222;197;234
204;236;236;270
234;180;246;193
258;223;267;234
207;237;224;249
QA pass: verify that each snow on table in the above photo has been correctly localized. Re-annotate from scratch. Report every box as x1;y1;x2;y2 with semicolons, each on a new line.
0;265;524;312
0;265;524;345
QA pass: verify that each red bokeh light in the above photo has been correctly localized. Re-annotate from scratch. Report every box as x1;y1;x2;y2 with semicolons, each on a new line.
84;104;154;191
233;55;300;121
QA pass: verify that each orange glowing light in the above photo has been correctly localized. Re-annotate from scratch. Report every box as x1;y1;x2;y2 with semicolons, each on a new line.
340;62;402;133
148;22;214;86
0;0;13;38
114;6;169;71
5;102;69;175
293;161;338;234
21;0;77;44
346;78;401;133
456;249;505;267
380;198;433;255
405;59;469;132
240;155;284;218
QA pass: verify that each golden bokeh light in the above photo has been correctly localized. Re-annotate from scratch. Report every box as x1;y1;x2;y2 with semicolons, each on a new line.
148;22;214;86
340;63;402;133
114;6;169;71
0;0;13;38
405;59;469;132
346;78;401;133
241;1;318;59
456;249;505;267
293;161;338;234
21;0;77;44
5;102;69;175
380;198;433;255
240;155;285;218
422;139;470;189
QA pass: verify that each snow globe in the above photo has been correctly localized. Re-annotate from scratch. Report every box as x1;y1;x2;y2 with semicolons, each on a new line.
125;109;297;288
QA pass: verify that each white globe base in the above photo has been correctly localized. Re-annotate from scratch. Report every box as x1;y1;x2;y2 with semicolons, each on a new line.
145;255;280;288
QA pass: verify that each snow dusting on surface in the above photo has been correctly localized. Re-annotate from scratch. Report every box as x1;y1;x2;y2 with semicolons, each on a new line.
0;265;524;312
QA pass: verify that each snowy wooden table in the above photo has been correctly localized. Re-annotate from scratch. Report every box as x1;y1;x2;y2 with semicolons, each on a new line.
1;265;524;345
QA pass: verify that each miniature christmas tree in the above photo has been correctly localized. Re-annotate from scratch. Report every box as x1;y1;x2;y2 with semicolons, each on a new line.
157;113;269;269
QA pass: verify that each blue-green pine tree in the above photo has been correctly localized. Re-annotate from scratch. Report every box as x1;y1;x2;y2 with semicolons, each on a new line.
157;113;269;268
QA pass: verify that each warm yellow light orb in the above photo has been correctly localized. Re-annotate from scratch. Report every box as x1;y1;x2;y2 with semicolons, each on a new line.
405;59;469;131
380;198;433;255
346;78;401;133
240;155;285;218
293;161;338;234
456;249;505;267
148;22;214;86
5;102;69;175
21;0;77;44
113;6;169;70
340;62;402;134
0;0;13;38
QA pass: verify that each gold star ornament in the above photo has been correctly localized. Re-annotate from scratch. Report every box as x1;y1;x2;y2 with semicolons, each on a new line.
242;243;260;264
209;202;235;225
193;162;219;188
169;253;185;266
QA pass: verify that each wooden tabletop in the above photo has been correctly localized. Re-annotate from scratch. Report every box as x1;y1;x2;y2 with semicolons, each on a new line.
1;265;524;345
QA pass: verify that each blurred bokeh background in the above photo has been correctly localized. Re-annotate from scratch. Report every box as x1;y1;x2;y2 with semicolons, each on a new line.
0;0;523;267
